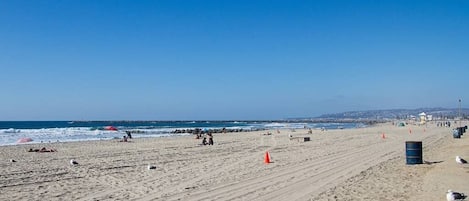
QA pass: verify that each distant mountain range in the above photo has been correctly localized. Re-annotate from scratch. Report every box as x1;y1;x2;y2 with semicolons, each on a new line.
294;108;469;120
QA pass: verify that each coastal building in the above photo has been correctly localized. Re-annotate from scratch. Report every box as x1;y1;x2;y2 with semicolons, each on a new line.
426;114;433;121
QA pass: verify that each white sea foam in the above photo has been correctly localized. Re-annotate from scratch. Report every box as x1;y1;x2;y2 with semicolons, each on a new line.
2;128;21;133
0;127;188;146
264;123;287;128
0;122;365;146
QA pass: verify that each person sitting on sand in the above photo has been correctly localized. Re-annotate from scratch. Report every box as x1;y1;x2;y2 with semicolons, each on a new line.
207;133;213;145
38;147;56;152
28;147;56;152
202;135;207;145
120;136;128;142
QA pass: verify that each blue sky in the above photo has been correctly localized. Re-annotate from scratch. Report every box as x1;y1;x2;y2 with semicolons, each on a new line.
0;0;468;120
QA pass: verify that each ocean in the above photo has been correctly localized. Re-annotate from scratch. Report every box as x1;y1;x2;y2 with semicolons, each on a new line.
0;121;365;146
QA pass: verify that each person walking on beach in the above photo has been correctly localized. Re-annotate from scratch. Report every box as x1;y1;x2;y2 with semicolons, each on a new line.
125;131;132;139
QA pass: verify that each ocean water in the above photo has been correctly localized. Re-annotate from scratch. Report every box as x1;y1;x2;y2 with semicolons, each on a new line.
0;121;365;146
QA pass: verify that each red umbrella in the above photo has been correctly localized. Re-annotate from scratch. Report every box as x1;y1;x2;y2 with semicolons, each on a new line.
17;137;33;143
104;126;118;131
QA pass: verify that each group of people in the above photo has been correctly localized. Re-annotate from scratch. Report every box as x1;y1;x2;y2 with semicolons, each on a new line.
119;131;133;142
28;147;56;152
437;121;452;127
196;133;214;145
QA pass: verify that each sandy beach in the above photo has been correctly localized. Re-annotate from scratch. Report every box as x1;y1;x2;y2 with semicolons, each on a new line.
1;122;468;201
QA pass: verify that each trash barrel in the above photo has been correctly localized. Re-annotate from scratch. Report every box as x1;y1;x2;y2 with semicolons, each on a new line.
453;129;461;138
406;141;423;165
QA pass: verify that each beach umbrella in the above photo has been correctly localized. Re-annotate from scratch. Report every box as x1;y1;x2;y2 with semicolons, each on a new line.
104;126;118;131
17;137;33;143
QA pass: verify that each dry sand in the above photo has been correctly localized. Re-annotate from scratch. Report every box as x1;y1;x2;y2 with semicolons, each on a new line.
1;122;468;201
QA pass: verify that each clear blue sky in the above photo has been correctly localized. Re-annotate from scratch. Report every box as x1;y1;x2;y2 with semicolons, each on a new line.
0;0;468;120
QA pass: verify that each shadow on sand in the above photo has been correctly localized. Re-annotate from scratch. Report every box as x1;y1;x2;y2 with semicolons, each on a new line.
423;160;444;165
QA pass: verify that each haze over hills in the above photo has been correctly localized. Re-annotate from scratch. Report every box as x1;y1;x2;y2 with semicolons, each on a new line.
291;108;469;121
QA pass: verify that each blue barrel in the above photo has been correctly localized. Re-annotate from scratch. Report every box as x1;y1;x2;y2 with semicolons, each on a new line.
406;141;423;165
453;129;461;138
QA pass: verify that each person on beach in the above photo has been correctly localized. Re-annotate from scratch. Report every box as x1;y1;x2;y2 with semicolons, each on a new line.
202;135;207;145
39;147;56;152
28;147;56;152
207;133;213;145
120;136;128;142
125;131;132;139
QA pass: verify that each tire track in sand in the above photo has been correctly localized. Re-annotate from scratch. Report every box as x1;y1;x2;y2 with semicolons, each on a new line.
143;139;390;201
76;140;271;201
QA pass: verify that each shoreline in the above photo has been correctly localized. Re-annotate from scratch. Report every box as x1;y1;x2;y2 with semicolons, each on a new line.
1;122;466;200
0;121;365;146
0;123;365;147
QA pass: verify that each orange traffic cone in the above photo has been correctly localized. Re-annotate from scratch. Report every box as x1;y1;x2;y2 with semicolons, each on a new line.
264;151;271;164
381;133;386;139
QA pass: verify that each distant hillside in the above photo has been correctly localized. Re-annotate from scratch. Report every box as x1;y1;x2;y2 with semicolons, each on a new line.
314;108;469;120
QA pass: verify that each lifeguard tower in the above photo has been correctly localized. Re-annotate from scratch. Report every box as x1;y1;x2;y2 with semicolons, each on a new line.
419;112;426;124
